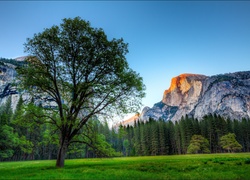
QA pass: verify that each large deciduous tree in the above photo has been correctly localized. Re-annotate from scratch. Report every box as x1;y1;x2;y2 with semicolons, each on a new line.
220;133;242;153
187;135;210;154
17;17;145;167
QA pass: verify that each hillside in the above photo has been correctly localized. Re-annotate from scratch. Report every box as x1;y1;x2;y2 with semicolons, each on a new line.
131;71;250;124
0;58;20;109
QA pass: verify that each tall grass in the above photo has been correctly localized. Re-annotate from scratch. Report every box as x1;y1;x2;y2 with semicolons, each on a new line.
0;153;249;179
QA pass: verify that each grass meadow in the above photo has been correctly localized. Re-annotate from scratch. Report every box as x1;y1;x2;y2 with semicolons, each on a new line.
0;153;250;179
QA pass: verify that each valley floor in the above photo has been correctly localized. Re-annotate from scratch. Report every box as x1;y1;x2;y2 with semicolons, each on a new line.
0;153;249;179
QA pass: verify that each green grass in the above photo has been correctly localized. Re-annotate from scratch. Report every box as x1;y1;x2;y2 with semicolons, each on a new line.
0;153;250;179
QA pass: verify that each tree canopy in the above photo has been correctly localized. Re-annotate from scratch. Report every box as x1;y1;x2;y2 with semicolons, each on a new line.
220;133;242;153
17;17;145;167
187;135;210;154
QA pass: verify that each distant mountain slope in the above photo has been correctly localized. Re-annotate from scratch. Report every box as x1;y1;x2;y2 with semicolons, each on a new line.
140;71;250;122
0;57;55;110
0;58;20;109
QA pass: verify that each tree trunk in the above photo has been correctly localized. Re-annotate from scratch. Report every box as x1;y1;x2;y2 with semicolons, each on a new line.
56;137;69;168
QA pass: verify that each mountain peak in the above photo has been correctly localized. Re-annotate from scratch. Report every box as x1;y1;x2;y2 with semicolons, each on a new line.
14;56;27;61
139;71;250;122
164;73;207;95
163;73;207;107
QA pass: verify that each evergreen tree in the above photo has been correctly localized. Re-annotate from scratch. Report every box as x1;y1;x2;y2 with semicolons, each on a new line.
0;97;20;160
158;119;167;155
133;120;141;156
140;121;147;155
149;119;159;156
126;125;134;156
167;121;176;154
241;118;250;152
174;121;182;154
0;125;19;160
232;119;243;151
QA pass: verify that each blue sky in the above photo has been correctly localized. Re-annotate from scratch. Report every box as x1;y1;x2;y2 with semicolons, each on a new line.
1;1;250;115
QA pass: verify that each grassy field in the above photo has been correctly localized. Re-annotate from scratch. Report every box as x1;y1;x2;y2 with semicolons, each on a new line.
0;153;250;179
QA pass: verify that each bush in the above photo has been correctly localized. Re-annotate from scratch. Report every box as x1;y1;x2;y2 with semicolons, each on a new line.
245;158;250;164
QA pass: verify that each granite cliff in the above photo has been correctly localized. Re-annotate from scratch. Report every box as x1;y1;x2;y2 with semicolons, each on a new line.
0;58;20;110
0;57;56;110
140;71;250;122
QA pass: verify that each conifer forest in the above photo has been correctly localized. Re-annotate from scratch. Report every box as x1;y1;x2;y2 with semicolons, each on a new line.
1;96;249;161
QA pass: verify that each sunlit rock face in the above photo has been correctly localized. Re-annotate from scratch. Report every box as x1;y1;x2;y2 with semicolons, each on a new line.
140;71;250;122
162;74;207;121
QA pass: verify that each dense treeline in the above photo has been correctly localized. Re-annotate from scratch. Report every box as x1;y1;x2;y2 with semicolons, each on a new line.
0;96;250;161
116;115;250;156
0;96;58;161
0;96;119;161
0;58;26;67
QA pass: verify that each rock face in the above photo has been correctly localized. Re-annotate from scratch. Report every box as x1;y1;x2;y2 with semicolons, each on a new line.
0;64;19;109
0;57;56;110
141;71;250;122
140;102;178;122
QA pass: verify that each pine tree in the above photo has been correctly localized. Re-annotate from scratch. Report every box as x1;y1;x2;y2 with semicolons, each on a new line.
241;118;250;152
133;120;141;156
232;119;243;151
158;119;167;155
149;119;159;156
140;121;147;155
0;97;20;160
167;121;176;154
126;125;134;156
174;121;182;154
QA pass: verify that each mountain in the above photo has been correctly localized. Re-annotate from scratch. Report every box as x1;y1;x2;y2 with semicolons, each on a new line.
140;72;250;122
1;57;250;123
0;58;20;109
14;56;27;61
0;57;53;110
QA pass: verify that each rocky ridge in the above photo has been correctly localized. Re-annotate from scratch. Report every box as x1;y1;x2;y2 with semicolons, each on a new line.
0;59;20;109
140;71;250;122
0;57;57;110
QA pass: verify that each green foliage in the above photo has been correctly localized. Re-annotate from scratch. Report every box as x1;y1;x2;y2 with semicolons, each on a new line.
187;143;200;154
187;135;210;154
91;134;120;157
13;102;46;128
245;158;250;164
17;16;145;167
0;125;19;159
11;97;59;161
220;133;242;152
123;139;129;156
1;89;250;161
0;57;26;67
18;136;33;154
